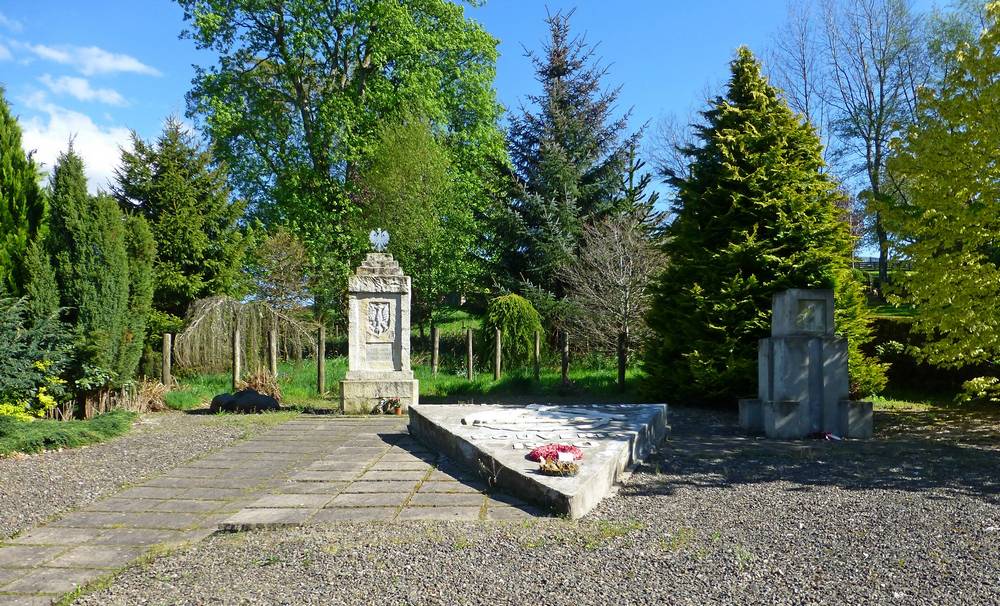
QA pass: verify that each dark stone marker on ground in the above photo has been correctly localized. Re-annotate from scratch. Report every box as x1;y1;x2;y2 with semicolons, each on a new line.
210;390;280;414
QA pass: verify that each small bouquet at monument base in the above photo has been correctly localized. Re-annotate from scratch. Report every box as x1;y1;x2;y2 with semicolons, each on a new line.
528;443;583;477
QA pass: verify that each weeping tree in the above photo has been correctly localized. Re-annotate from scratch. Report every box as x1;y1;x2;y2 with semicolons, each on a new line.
173;296;317;375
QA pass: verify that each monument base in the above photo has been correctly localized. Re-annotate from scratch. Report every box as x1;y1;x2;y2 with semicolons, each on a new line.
340;379;419;415
738;398;872;439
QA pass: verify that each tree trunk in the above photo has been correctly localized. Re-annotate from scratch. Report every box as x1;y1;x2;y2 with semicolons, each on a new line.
876;211;889;289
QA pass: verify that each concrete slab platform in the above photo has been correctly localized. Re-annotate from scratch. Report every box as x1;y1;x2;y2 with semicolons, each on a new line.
408;403;668;519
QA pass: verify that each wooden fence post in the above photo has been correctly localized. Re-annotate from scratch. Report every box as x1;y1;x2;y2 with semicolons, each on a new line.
466;328;474;381
161;333;172;390
561;329;570;387
617;331;627;391
317;324;326;395
232;318;241;392
268;328;279;377
431;325;440;376
533;330;541;381
494;328;501;381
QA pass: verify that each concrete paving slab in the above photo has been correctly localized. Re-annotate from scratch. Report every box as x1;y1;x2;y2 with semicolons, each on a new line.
114;512;202;530
219;508;315;531
0;566;27;588
44;546;143;569
357;470;427;482
0;547;65;569
0;594;56;606
180;487;248;500
311;508;397;522
417;481;487;494
247;494;333;509
151;499;228;513
48;512;128;529
408;492;486;507
114;486;188;500
486;505;552;521
1;566;101;594
10;528;102;546
89;529;182;546
272;482;347;495
369;461;433;471
396;506;482;521
408;403;668;518
83;498;158;513
344;480;418;493
290;471;360;482
327;492;409;508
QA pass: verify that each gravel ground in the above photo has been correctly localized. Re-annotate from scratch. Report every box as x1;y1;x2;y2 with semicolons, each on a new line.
0;411;291;539
72;406;1000;606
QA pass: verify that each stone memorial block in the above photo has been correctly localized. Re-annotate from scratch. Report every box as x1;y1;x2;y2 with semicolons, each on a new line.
340;230;419;414
739;288;872;439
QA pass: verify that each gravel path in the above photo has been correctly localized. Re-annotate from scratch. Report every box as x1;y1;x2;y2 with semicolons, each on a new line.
72;406;1000;606
0;411;292;540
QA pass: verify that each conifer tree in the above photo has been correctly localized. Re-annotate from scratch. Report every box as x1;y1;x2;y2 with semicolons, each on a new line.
505;9;634;298
644;48;857;402
0;88;47;296
48;148;153;390
113;118;246;327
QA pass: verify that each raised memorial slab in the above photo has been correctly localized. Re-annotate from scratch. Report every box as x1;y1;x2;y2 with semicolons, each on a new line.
408;403;668;519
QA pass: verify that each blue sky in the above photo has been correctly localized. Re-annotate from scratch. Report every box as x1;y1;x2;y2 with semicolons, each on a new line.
0;0;930;194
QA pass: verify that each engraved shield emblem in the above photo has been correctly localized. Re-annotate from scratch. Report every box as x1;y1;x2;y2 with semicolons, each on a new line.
367;301;391;337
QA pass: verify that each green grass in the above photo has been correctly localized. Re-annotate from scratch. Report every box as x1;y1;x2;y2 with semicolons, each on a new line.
869;304;916;318
167;355;650;410
0;410;137;456
433;308;481;335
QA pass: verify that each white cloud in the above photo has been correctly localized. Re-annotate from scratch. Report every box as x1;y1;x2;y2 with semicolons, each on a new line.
0;12;23;32
19;100;131;194
21;42;160;76
39;74;127;106
0;42;11;61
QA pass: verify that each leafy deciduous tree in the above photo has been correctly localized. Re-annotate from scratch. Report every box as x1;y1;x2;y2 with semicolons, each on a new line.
888;2;1000;368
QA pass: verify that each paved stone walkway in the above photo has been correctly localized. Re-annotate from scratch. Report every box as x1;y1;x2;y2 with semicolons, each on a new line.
0;416;544;605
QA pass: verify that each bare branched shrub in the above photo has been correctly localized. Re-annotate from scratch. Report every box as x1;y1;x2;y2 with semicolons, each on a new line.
559;213;665;385
116;379;167;413
236;370;282;402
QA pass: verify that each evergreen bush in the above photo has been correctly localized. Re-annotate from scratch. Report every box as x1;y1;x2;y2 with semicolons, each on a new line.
482;294;543;370
0;297;70;420
644;48;855;403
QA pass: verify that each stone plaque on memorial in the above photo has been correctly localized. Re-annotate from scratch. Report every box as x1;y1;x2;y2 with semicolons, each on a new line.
339;230;419;414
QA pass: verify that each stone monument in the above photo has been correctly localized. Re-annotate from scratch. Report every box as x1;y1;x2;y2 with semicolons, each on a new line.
340;229;419;414
738;289;873;439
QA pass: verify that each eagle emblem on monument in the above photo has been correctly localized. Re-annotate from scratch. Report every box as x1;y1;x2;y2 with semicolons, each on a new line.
369;228;390;252
368;301;391;336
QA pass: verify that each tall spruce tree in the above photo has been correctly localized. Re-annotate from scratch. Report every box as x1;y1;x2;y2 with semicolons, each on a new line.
644;48;854;402
0;88;47;296
505;9;634;299
113;118;246;327
48;148;154;391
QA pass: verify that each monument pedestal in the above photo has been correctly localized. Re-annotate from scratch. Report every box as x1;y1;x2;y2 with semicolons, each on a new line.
340;378;419;415
739;289;873;439
339;250;419;415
